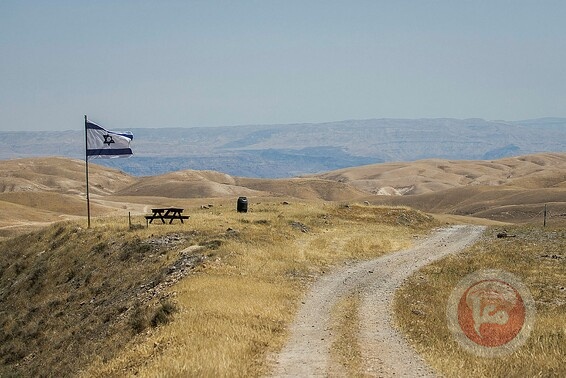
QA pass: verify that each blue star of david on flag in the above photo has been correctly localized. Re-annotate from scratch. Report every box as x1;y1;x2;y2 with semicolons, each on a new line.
86;121;133;159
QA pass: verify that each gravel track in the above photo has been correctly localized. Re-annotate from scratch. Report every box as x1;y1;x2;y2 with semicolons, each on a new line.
271;225;485;377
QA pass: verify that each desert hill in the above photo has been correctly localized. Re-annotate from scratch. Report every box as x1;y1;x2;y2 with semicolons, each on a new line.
315;153;566;222
0;157;367;202
316;153;566;195
0;158;138;235
367;186;566;223
233;177;367;201
0;153;565;235
116;170;265;199
0;157;134;195
116;173;368;201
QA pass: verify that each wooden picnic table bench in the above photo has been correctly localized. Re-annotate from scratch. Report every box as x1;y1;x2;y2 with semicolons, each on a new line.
145;207;189;224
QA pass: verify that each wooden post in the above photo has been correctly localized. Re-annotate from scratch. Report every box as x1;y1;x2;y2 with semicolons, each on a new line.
128;211;131;228
543;204;547;228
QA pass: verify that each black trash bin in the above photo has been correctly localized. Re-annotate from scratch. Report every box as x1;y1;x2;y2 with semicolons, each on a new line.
237;196;248;213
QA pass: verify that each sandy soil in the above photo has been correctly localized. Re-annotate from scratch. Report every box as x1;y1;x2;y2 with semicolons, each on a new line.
271;225;485;377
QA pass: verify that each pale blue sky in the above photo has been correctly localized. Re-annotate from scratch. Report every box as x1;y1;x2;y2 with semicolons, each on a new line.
1;1;565;131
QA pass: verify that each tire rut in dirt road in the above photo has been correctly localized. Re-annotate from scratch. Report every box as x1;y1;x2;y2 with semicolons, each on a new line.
271;225;485;377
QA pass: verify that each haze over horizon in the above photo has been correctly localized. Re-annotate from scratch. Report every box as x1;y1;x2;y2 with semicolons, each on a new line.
1;1;566;132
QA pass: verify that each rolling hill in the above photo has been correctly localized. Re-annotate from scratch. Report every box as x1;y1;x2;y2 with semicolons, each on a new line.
316;153;566;194
0;153;565;237
315;153;566;222
0;157;134;195
0;158;136;235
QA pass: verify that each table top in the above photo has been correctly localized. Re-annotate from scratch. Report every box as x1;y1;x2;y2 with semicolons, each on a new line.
151;207;184;213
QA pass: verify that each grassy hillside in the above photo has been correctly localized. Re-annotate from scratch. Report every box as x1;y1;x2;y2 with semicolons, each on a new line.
1;154;563;376
0;220;223;377
395;225;566;377
0;202;437;377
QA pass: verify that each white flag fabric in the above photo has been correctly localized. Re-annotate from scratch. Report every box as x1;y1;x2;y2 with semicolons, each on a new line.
86;121;133;159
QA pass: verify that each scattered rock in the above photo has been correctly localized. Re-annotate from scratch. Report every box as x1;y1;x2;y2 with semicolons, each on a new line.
290;221;309;233
397;214;411;225
147;233;187;247
226;228;240;237
540;254;563;260
411;309;425;316
136;246;208;304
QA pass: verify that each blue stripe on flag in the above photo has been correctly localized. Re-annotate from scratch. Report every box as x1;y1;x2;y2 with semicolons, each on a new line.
86;121;133;140
87;148;133;156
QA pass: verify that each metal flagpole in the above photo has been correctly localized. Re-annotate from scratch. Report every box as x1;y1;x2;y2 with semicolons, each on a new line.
85;115;91;228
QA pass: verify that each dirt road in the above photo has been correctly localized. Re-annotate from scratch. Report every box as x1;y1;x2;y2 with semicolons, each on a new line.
271;225;485;377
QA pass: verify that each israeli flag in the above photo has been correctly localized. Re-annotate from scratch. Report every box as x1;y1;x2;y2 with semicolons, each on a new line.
86;121;133;159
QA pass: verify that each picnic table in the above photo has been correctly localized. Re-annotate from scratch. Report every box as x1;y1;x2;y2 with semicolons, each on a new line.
145;207;189;224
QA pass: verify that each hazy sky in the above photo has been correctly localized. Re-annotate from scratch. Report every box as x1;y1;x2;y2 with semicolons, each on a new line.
1;1;565;131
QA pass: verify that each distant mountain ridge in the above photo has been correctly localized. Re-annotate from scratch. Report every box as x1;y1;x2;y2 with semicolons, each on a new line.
1;118;565;177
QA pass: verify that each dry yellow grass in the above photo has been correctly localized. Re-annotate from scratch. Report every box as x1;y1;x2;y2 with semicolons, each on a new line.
83;272;296;377
394;226;566;377
331;294;364;376
78;202;437;377
0;214;236;377
8;155;564;376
